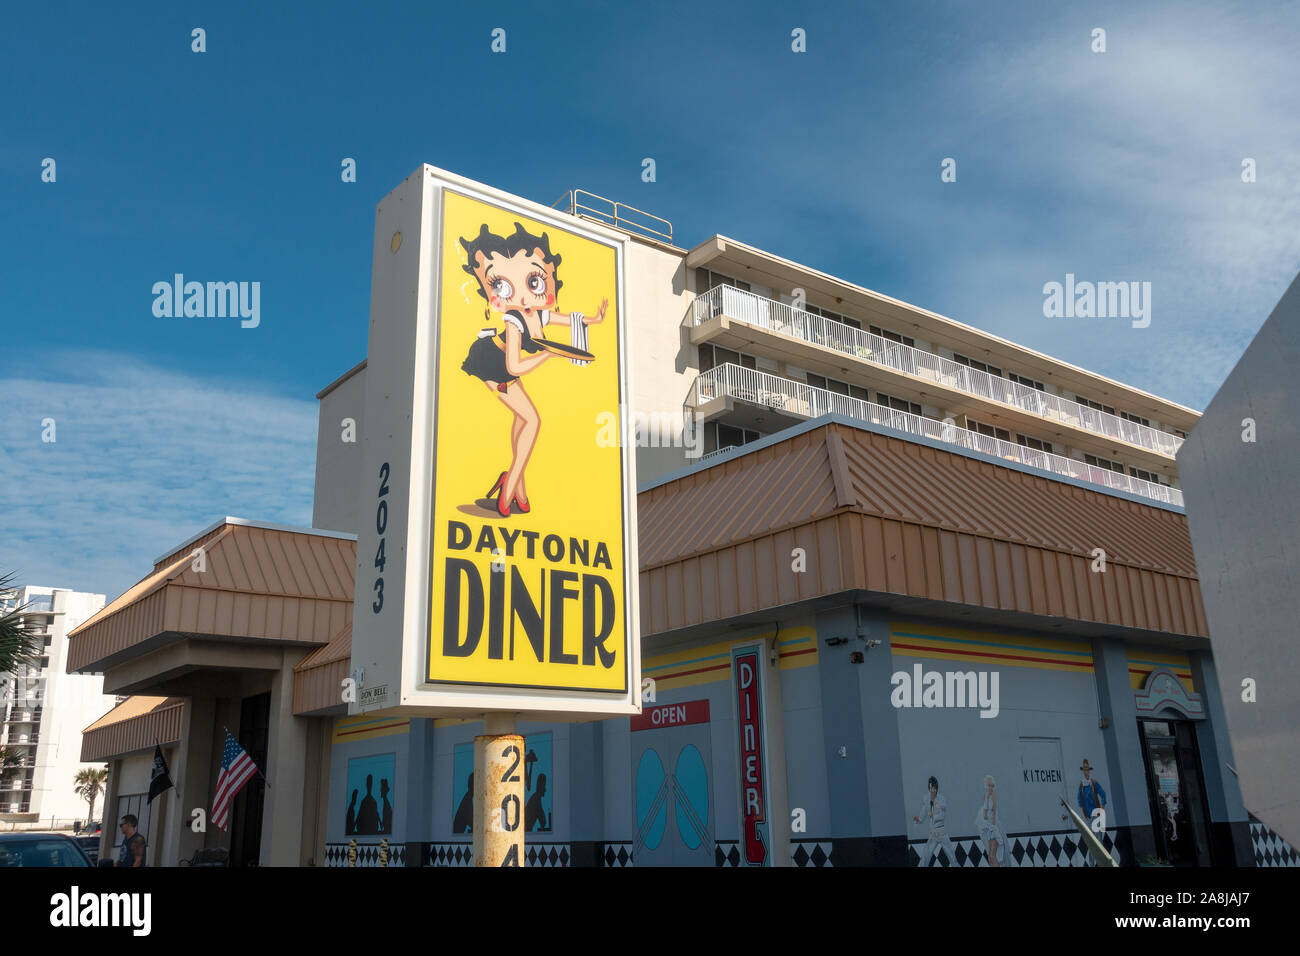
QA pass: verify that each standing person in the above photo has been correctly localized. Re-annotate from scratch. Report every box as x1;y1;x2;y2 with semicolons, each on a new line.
116;814;147;868
976;775;1007;867
458;222;606;517
913;776;959;866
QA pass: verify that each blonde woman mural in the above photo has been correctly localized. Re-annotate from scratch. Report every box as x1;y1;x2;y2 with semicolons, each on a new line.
458;222;606;517
976;774;1007;867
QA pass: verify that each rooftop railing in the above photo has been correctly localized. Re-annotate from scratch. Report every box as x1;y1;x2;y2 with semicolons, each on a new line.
692;285;1184;458
692;363;1184;507
552;189;673;245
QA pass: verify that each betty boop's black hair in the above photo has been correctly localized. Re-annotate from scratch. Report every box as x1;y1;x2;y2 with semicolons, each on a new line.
460;222;563;300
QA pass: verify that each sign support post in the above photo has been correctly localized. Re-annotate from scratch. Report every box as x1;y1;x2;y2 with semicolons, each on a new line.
473;713;524;867
349;168;642;862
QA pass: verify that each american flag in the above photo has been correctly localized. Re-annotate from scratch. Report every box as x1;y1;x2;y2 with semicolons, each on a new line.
212;729;259;831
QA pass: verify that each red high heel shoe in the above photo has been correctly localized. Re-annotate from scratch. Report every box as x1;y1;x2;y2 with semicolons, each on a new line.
511;494;530;514
486;472;506;498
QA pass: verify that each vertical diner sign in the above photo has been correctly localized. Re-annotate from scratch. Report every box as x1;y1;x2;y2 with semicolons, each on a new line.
733;646;770;865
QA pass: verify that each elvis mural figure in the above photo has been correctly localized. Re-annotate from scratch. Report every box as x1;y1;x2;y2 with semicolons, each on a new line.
914;775;959;866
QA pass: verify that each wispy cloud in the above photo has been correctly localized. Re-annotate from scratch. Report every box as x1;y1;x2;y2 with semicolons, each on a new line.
677;2;1300;410
0;351;317;600
889;5;1300;408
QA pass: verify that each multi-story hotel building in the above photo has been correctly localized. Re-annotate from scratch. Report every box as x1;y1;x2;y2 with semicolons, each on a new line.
71;177;1296;867
1;585;110;822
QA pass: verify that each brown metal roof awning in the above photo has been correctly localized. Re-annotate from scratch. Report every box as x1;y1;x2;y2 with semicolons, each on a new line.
81;696;185;762
67;519;357;695
638;420;1207;640
292;623;352;716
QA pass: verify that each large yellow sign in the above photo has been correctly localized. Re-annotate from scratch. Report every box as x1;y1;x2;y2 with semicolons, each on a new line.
427;190;628;693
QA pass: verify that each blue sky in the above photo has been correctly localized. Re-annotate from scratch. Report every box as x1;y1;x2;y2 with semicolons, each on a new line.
3;1;1298;600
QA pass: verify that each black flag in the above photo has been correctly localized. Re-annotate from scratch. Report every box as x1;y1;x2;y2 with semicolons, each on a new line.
148;743;174;804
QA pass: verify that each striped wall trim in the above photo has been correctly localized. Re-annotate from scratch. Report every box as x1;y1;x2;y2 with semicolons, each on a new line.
643;626;818;693
890;623;1094;674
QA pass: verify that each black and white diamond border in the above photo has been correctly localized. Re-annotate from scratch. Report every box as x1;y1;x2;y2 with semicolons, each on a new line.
323;842;407;867
423;841;571;867
601;842;634;867
792;839;833;867
1250;820;1300;867
908;829;1121;867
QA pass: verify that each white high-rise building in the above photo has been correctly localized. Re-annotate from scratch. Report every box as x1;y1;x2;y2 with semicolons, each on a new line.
1;585;113;824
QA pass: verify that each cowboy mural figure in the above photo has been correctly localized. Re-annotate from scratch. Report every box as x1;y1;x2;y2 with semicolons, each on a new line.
458;222;606;517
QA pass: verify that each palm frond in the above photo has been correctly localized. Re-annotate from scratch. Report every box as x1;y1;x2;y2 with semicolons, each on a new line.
0;571;44;675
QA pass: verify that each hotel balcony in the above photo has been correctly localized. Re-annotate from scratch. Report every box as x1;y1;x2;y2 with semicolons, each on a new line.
690;285;1184;461
688;362;1184;507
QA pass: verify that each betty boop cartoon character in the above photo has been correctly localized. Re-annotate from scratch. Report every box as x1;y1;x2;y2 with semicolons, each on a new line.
459;222;607;517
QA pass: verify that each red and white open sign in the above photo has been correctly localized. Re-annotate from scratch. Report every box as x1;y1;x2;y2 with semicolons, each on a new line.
629;699;710;732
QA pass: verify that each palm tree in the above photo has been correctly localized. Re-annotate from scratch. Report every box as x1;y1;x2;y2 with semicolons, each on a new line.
74;767;109;823
0;571;42;676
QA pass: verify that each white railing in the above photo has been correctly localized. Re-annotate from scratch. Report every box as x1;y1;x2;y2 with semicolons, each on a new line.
692;285;1184;458
699;445;738;462
552;189;672;245
692;363;1184;506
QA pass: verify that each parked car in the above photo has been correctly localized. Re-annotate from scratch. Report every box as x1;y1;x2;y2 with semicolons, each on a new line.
76;835;100;864
0;832;93;867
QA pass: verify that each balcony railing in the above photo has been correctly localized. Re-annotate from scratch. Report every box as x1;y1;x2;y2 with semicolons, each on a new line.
699;444;738;462
692;363;1184;507
692;285;1184;458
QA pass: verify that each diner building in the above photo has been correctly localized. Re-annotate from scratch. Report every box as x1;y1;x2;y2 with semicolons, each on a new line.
71;183;1297;867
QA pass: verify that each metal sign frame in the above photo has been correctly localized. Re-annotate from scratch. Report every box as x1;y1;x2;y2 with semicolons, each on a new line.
349;165;640;721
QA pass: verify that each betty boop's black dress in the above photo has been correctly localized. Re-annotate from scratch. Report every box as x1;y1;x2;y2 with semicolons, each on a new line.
462;310;549;385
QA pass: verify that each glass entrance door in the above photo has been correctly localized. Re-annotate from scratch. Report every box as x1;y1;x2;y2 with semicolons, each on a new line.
1138;719;1213;866
230;692;270;867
